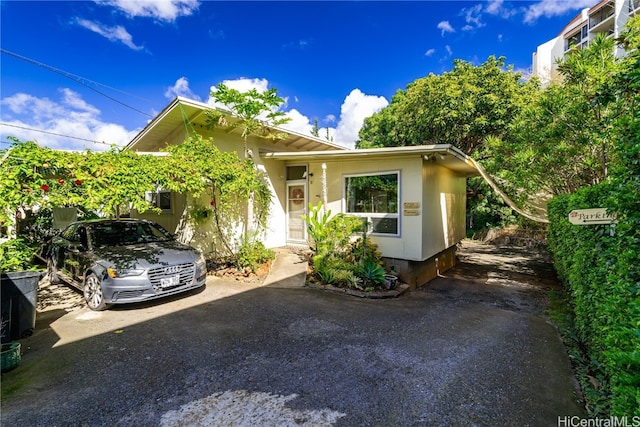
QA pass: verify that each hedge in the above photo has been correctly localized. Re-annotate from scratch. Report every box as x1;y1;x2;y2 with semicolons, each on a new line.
547;163;639;415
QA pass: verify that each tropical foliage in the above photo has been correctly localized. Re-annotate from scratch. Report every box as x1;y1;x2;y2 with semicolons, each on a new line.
159;133;271;258
357;56;536;155
482;34;621;207
0;138;161;228
205;83;290;158
357;56;536;231
0;134;272;271
304;202;387;291
547;16;640;417
0;238;39;272
356;15;639;415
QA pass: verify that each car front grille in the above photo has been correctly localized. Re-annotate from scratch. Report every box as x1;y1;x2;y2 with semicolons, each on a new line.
148;263;196;291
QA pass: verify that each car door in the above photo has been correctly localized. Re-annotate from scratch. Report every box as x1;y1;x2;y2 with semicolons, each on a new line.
65;225;94;284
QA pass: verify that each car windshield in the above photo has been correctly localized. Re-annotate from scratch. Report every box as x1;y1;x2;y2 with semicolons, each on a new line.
90;222;174;247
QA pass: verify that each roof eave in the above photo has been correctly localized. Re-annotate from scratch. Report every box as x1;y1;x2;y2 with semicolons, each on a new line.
125;96;349;152
261;144;479;176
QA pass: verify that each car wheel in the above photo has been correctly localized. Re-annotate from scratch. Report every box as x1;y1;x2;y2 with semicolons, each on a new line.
47;258;61;285
84;273;109;311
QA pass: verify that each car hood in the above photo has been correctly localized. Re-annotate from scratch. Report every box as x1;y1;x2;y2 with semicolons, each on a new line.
92;240;199;270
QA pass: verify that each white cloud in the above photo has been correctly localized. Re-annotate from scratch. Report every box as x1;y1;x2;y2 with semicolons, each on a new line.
279;91;390;149
462;4;486;30
485;0;518;19
334;89;389;149
324;114;336;124
74;18;144;50
209;77;270;97
437;21;455;36
204;78;387;149
101;0;200;22
2;93;66;121
524;0;593;24
425;48;436;57
0;90;139;151
486;0;504;15
60;88;101;115
280;109;314;136
165;77;201;101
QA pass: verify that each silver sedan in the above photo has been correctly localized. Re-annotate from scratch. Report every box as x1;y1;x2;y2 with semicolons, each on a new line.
46;219;207;310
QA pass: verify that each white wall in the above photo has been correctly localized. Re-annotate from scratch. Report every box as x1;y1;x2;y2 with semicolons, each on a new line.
422;162;467;260
302;156;467;262
131;123;469;261
533;36;564;86
131;127;290;253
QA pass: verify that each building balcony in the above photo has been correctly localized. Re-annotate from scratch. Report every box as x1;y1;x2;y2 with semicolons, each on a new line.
589;1;614;30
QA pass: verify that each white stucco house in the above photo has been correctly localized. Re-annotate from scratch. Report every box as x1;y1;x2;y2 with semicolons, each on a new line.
126;97;479;288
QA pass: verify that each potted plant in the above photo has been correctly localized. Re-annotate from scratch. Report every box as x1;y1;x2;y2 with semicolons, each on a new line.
1;342;21;372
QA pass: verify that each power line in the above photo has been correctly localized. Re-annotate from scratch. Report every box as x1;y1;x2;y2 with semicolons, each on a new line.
0;122;124;148
1;49;153;118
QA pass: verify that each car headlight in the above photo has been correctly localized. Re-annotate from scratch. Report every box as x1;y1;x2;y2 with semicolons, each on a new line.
107;267;145;278
196;253;206;269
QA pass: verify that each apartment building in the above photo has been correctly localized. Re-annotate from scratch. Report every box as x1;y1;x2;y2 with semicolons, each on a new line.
532;0;640;85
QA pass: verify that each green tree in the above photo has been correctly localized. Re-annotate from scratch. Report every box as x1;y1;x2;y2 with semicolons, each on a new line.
80;148;162;219
483;34;621;207
544;19;640;414
0;139;161;231
311;118;319;137
159;134;271;258
357;56;536;155
205;83;290;158
203;84;289;262
357;56;535;229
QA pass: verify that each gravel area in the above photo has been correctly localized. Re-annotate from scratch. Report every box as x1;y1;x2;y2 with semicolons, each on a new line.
1;240;584;426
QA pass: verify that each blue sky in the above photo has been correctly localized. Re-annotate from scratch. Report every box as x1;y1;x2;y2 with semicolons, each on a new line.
0;0;594;150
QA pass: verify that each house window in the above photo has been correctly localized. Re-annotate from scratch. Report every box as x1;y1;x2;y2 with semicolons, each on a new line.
286;165;307;180
344;171;399;236
146;190;172;212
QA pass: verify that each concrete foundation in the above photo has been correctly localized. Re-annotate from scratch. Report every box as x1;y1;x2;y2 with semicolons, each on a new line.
382;245;458;290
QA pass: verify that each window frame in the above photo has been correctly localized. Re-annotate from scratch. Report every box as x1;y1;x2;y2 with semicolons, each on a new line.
342;170;401;237
145;189;173;213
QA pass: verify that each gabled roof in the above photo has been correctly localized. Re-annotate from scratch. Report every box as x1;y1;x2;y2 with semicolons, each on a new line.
125;97;348;153
261;144;479;176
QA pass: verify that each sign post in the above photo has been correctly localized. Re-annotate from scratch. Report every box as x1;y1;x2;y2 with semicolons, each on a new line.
569;208;616;235
568;208;616;225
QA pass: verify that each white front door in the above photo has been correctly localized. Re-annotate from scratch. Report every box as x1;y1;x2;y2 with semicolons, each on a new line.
286;182;307;242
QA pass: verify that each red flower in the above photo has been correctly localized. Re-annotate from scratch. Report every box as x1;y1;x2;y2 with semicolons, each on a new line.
74;180;82;186
41;185;50;191
58;179;65;185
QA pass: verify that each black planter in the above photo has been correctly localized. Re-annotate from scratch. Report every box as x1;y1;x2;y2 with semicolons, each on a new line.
1;271;41;343
383;274;398;290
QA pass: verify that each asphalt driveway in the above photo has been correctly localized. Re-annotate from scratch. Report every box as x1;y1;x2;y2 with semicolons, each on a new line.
1;240;584;426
